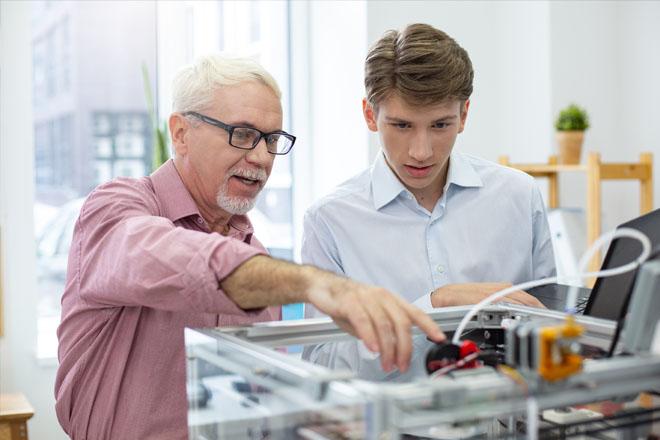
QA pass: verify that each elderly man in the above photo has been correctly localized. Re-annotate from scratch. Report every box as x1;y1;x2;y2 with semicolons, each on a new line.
54;55;444;439
302;24;554;380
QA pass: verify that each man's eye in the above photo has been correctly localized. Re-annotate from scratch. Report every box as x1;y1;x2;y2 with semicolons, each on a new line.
233;129;255;141
392;123;410;129
433;122;449;129
266;135;280;146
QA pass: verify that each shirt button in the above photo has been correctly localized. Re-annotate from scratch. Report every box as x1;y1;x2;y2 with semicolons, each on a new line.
436;264;445;274
196;217;204;224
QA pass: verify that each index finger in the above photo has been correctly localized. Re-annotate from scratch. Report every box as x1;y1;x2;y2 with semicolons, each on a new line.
346;304;380;353
403;303;446;342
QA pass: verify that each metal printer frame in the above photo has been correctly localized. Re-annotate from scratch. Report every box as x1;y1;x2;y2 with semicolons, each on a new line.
186;304;660;439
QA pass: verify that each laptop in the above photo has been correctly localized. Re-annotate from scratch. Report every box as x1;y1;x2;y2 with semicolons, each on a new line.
529;208;660;321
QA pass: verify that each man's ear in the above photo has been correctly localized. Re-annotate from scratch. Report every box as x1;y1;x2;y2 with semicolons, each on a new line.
458;99;470;133
362;98;378;132
169;113;189;157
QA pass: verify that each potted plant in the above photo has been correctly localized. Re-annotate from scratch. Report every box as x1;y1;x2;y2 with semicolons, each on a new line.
142;63;170;171
555;103;589;164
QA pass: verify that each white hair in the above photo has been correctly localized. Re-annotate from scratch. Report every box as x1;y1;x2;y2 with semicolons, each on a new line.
171;55;281;113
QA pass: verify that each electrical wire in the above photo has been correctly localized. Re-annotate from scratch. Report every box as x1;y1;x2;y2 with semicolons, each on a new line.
526;397;539;440
565;228;652;313
452;227;652;345
429;349;502;379
429;352;480;379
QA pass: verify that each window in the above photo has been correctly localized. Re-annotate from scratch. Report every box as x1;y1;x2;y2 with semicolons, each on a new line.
32;0;299;358
92;112;151;184
158;0;298;318
157;2;295;257
32;0;158;358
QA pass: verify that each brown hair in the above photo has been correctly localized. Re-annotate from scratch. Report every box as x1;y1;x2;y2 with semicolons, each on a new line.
364;23;473;109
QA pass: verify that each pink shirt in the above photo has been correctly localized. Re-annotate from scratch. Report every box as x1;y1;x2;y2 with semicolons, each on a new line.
55;160;280;439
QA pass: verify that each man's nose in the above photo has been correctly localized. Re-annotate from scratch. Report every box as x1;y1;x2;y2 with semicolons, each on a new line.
409;131;433;162
245;137;273;167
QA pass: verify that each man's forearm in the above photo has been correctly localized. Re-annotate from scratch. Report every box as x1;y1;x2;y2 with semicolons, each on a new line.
220;255;327;309
222;256;446;373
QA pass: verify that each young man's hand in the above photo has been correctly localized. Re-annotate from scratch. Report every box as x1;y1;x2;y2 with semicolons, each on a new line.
430;283;545;308
306;270;446;373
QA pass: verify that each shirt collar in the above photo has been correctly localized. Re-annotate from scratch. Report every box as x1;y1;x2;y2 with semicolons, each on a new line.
150;160;200;222
149;159;254;234
445;151;484;190
371;152;407;210
370;151;483;210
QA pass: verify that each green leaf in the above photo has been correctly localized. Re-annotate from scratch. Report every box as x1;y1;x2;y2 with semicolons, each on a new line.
555;103;590;131
142;62;170;171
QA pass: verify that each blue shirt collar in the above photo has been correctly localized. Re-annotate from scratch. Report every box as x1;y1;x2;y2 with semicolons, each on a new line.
371;150;483;210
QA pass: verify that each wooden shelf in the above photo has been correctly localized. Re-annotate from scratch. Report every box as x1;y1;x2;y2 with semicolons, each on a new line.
0;393;34;440
501;163;587;174
499;152;654;272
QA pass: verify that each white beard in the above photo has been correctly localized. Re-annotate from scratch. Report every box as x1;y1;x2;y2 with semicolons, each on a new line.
216;167;267;215
216;190;256;215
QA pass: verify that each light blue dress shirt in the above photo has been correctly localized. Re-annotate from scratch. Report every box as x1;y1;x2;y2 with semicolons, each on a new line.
301;151;556;381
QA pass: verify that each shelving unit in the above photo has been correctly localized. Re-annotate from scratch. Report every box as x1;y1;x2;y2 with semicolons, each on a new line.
0;393;33;440
498;152;654;271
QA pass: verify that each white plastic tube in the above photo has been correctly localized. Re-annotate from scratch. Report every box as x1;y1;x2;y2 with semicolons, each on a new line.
451;227;651;345
564;227;651;313
526;397;539;440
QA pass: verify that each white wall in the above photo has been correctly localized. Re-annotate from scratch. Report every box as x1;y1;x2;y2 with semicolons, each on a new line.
366;1;554;163
0;3;68;439
550;1;660;231
365;1;660;231
290;0;368;258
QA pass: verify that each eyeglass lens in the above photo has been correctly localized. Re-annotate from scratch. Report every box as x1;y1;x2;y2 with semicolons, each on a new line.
232;128;292;154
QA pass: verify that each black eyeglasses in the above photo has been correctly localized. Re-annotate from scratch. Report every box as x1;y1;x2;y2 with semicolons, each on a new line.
183;111;296;155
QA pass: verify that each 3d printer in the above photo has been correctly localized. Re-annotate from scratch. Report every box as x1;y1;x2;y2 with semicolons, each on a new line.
185;258;660;439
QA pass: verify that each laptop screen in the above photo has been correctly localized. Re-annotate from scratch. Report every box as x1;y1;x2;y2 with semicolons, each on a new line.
585;208;660;321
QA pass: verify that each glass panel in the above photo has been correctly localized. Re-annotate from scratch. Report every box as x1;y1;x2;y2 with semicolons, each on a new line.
95;137;113;158
115;134;145;157
158;1;299;318
94;161;113;186
113;159;146;178
185;329;368;439
31;1;158;358
33;1;298;360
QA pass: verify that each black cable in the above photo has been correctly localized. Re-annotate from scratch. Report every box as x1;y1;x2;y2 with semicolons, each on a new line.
536;407;660;440
607;245;660;357
478;349;506;367
544;414;660;440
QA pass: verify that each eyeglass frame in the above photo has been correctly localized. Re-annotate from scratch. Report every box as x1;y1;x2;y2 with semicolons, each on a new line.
182;111;296;155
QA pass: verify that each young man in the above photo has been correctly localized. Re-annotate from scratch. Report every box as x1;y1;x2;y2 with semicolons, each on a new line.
302;24;555;380
55;55;444;439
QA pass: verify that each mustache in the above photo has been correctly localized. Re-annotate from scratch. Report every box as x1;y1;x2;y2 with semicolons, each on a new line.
228;167;268;182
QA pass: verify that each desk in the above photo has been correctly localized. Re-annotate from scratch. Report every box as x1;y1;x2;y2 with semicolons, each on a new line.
0;394;34;440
